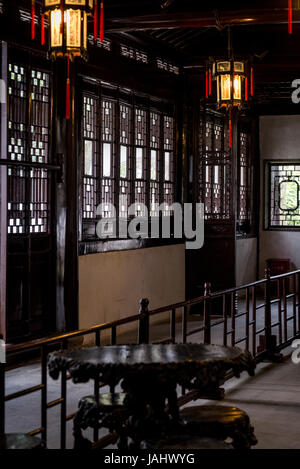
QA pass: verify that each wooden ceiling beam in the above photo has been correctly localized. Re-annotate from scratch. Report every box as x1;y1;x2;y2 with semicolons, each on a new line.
105;8;300;32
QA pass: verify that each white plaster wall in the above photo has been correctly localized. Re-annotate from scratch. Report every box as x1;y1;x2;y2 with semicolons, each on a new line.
259;115;300;276
79;244;185;343
236;238;257;286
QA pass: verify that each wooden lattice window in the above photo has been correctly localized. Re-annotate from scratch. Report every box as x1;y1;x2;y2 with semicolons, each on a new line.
82;95;98;219
198;114;231;221
100;99;116;219
81;86;176;240
7;62;51;235
163;115;175;216
119;103;132;219
134;108;147;217
149;111;161;216
237;130;253;233
266;162;300;229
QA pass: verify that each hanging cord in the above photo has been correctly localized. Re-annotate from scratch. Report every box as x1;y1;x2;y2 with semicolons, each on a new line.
60;0;64;35
228;26;233;149
66;55;70;120
229;107;232;149
100;1;104;42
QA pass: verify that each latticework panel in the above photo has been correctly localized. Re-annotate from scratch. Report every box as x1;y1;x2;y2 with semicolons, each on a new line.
269;163;300;227
119;104;132;219
83;95;98;219
134;108;147;216
150;112;161;216
163;116;175;215
238;131;250;223
7;62;51;235
101;99;115;216
81;88;176;237
199;116;231;221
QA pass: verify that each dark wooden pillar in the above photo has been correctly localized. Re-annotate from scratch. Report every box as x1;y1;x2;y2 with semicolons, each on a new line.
0;41;7;340
54;58;79;332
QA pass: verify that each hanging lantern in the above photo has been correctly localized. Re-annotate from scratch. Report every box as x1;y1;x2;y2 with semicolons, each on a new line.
43;0;94;61
211;59;247;109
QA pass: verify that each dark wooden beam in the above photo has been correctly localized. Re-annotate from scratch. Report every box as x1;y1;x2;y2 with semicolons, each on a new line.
105;9;300;32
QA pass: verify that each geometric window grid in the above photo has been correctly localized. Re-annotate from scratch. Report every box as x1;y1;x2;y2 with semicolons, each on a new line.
199;115;232;221
238;132;250;224
268;163;300;228
120;103;132;219
135;108;147;217
7;62;51;234
150;112;161;216
163;115;175;216
81;89;176;239
83;95;98;219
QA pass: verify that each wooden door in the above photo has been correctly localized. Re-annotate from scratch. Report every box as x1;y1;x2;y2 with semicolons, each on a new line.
5;55;56;343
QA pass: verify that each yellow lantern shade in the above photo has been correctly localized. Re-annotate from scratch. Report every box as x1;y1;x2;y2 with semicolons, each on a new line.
212;59;246;108
44;0;93;60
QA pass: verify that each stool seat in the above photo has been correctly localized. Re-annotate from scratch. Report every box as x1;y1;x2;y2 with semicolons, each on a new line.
82;392;126;410
180;405;257;449
73;392;127;449
181;405;246;426
143;435;233;450
0;434;43;450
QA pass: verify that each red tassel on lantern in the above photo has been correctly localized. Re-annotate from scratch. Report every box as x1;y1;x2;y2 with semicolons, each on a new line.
41;14;45;46
208;68;211;96
288;0;293;34
100;1;104;42
245;76;248;101
66;56;70;120
94;0;98;42
31;0;35;40
250;67;254;97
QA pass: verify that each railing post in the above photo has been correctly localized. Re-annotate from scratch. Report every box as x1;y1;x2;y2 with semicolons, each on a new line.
138;298;150;344
41;344;47;445
0;334;5;435
204;282;211;344
60;339;68;449
264;268;272;353
259;268;282;361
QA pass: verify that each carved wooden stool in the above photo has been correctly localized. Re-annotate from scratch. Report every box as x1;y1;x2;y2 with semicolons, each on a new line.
0;434;44;450
180;405;257;449
73;392;127;449
142;435;234;450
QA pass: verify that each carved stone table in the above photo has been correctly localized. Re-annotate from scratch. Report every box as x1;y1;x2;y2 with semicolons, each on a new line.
48;343;255;448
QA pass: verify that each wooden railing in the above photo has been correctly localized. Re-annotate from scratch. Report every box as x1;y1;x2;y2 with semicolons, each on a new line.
1;268;300;448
